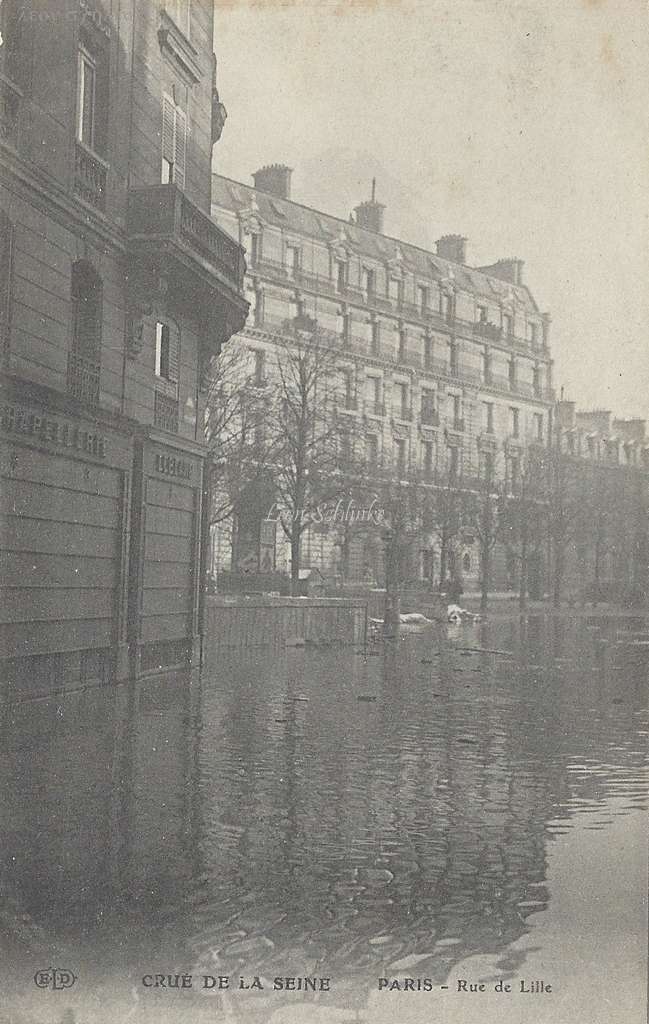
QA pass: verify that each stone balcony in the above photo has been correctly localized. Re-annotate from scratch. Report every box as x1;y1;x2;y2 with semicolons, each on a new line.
127;184;248;349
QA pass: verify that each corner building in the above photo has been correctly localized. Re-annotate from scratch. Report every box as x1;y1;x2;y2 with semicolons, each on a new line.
0;0;247;692
210;165;554;585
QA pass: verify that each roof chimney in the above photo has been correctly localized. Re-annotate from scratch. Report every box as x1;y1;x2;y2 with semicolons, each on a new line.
483;258;525;286
252;164;293;200
353;178;385;234
435;234;467;265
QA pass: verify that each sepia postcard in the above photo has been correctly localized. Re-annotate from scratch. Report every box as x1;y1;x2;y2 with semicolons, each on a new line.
0;1;647;1023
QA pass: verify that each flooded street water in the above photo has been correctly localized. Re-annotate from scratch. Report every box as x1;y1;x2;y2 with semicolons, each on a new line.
1;615;647;1024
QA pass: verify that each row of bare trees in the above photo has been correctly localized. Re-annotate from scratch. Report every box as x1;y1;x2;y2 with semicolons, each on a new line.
204;319;648;606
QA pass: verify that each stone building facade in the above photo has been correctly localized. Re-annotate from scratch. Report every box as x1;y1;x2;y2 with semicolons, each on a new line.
0;0;247;693
210;164;555;587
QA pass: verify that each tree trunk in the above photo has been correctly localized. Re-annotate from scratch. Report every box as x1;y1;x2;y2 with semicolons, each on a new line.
383;535;401;638
290;530;301;597
480;543;490;615
519;528;528;612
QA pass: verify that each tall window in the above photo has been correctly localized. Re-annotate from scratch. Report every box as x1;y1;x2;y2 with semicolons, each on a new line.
483;401;494;434
452;394;462;428
395;439;407;475
69;261;102;404
162;94;187;189
77;28;109;156
286;244;301;277
418;285;429;314
534;412;544;441
424;334;433;369
251;349;265;385
366;434;379;468
397;325;406;363
422;440;434;479
441;291;453;321
77;50;96;148
509;407;520;438
371;317;381;355
449;445;459;479
508;357;517;388
367;376;382;415
449;341;459;375
502;312;513;336
394;381;408;419
421;388;436;425
364;267;375;299
155;320;179;386
482;348;491;383
249;232;260;266
477;304;488;324
335;260;347;293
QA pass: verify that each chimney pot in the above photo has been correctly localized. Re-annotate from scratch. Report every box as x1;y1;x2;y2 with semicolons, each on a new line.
252;164;293;200
435;234;468;264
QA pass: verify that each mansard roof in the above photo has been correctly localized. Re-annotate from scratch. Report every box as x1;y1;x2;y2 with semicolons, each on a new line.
211;173;540;314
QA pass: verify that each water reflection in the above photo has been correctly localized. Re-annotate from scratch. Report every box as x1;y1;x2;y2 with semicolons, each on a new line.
0;616;646;1024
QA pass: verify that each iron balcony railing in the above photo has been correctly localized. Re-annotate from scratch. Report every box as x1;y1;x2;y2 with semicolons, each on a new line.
154;390;179;433
74;140;108;212
67;351;100;406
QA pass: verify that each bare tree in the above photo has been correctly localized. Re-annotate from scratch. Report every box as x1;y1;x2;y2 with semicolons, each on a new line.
270;316;347;595
500;447;548;610
463;457;504;615
204;341;277;571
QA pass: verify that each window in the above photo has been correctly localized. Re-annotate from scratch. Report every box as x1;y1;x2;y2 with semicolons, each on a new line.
78;51;96;148
528;321;538;345
508;455;520;491
449;341;459;375
394;381;408;419
477;304;488;324
441;291;453;320
534;412;544;441
418;285;429;314
388;277;402;303
422;440;434;478
252;285;264;327
502;312;513;336
449;445;459;479
482;451;494;481
508;357;517;388
482;348;491;383
371;317;381;355
286;244;301;277
366;434;379;468
452;394;462;429
335;260;347;293
509;407;520;438
162;94;187;189
155;320;179;384
251;349;265;385
483;401;494;434
533;365;542;396
367;376;382;415
344;371;355;409
424;334;433;369
249;232;260;266
397;326;406;363
395;439;407;475
338;308;350;344
364;268;375;298
421;389;436;425
68;261;102;404
77;31;109;156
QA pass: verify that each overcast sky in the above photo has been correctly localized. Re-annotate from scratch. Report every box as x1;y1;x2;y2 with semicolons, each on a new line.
213;0;648;421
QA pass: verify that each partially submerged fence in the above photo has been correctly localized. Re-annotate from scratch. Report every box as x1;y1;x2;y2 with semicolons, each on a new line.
204;596;368;651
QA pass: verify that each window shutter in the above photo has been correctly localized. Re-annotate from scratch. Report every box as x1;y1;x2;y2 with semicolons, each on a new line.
167;321;180;383
174;106;187;189
162;95;175;168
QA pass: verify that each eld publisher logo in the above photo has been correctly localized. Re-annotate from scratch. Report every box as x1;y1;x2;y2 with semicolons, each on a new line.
34;969;77;991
